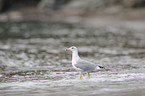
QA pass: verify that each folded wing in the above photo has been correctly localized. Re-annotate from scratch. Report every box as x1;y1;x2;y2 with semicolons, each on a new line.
75;59;96;71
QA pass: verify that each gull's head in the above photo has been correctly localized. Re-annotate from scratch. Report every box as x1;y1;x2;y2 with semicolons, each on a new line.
65;46;77;52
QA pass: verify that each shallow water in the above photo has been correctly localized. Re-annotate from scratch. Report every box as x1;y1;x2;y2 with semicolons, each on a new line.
0;21;145;96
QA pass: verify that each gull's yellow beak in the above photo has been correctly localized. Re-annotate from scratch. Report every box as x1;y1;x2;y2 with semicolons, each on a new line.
65;48;69;51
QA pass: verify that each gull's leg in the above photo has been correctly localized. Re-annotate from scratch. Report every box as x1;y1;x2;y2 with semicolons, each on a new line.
87;72;90;79
80;74;82;79
80;72;83;79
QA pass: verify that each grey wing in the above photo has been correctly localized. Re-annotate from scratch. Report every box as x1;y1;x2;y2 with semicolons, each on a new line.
75;59;96;71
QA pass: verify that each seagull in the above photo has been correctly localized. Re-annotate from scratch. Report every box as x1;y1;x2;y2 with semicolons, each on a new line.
65;46;104;79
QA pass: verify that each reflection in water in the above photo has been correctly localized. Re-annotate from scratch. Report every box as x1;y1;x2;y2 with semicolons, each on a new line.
0;21;145;96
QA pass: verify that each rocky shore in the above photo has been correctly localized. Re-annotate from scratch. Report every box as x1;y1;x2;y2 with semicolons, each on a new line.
0;0;145;22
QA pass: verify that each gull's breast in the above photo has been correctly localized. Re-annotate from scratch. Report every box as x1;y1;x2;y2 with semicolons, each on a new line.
72;63;82;71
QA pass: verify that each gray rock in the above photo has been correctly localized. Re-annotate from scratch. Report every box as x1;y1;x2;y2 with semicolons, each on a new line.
122;0;145;8
62;0;108;11
38;0;54;9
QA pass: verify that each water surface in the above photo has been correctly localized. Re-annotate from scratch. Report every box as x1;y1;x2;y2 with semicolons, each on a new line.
0;21;145;96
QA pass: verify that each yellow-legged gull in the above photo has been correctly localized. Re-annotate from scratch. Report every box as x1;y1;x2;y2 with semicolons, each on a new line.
65;46;104;79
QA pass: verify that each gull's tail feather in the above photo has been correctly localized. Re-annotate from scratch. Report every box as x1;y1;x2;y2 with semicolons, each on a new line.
98;65;105;69
95;65;105;70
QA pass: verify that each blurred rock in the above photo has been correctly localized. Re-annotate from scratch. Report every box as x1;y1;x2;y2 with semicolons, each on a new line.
61;0;109;15
38;0;54;9
0;0;2;12
8;11;23;21
0;0;40;12
38;0;70;10
63;0;106;10
122;0;145;8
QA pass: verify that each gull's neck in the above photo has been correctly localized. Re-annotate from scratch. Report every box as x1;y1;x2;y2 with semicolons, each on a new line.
72;50;80;64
